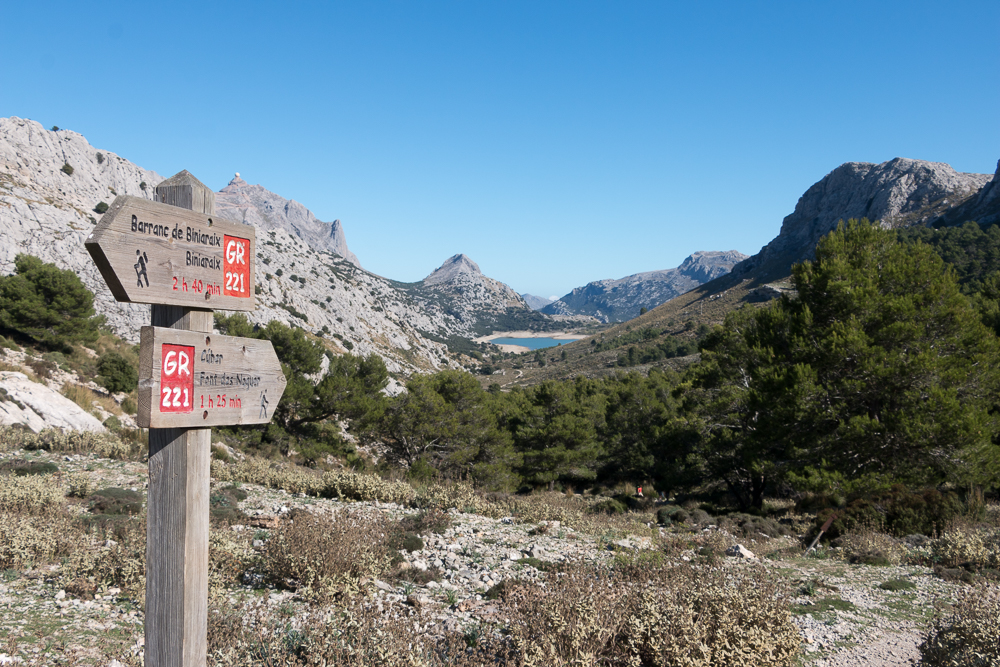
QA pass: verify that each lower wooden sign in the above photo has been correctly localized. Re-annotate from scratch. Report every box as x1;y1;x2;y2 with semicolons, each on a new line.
137;326;286;428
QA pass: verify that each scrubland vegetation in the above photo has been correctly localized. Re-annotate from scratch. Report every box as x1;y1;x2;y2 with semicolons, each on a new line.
3;218;1000;664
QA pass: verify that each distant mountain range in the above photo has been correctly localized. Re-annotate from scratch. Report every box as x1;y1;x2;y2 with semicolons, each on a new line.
521;294;555;311
488;155;1000;387
540;251;748;323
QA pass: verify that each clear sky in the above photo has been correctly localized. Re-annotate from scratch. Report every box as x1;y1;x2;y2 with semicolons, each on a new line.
2;1;997;299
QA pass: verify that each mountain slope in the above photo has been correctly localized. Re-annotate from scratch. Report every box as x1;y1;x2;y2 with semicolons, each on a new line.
0;118;549;375
542;250;748;322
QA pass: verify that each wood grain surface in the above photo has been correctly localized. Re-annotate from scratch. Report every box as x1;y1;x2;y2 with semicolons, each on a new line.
85;195;256;310
137;326;286;428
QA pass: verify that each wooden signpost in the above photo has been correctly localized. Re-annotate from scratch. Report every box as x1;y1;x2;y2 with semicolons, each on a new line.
137;327;285;428
85;193;256;311
86;170;285;667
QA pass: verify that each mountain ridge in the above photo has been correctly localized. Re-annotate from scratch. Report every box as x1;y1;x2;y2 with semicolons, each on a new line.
542;250;748;322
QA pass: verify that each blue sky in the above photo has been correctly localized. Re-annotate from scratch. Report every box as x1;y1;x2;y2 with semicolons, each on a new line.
2;1;998;299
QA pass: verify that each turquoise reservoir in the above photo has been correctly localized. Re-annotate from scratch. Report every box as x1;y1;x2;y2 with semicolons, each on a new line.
491;337;565;350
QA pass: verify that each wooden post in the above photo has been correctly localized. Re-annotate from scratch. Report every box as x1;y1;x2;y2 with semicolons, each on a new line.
146;171;215;667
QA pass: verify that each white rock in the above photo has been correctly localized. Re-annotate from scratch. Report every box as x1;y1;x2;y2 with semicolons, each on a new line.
725;544;756;559
0;372;105;433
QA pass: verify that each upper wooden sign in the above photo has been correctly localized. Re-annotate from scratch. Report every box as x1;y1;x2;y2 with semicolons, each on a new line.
137;326;286;428
85;195;256;310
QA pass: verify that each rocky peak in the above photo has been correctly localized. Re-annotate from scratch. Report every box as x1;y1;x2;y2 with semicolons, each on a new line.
422;254;483;285
734;157;993;277
677;250;750;283
215;174;360;267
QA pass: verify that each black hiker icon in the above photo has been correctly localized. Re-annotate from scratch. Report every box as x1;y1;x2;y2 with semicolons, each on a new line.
259;390;269;419
134;250;149;288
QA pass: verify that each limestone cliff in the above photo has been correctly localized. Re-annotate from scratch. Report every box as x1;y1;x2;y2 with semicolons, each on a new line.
733;157;993;278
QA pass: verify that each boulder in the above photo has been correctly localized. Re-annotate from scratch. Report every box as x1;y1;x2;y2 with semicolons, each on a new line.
0;372;105;433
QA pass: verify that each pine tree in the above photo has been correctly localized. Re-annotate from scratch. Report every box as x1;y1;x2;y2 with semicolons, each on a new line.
691;220;1000;507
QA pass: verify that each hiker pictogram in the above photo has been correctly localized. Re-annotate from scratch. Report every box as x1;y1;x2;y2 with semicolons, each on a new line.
134;250;149;288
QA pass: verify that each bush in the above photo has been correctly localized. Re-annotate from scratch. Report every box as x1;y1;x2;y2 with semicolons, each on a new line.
0;472;64;512
919;585;1000;666
496;561;800;666
811;485;966;541
93;201;109;214
97;351;138;393
0;427;139;460
264;509;392;602
0;511;78;569
837;528;908;566
60;162;73;175
590;498;627;515
932;529;1000;570
88;487;144;515
96;152;104;164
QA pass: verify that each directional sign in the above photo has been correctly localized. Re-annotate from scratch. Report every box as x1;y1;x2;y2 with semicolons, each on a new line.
137;326;285;428
85;195;256;310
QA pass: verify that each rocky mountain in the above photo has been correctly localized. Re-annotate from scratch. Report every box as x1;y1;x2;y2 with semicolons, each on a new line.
733;157;993;279
0;117;545;376
521;294;554;311
542;250;748;322
215;175;359;267
927;159;1000;229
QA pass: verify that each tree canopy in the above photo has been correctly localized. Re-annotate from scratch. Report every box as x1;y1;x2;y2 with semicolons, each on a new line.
0;254;103;349
689;220;1000;508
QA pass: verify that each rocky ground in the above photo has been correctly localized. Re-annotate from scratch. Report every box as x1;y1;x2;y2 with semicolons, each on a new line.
0;447;969;666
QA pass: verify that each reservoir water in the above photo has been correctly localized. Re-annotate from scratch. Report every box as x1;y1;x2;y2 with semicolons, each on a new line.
490;337;566;350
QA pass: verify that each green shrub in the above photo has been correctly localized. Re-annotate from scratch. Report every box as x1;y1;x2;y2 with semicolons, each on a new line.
96;152;104;164
1;460;58;476
209;485;247;524
88;488;144;515
811;485;965;541
60;162;73;175
920;585;1000;666
93;202;109;214
590;498;627;515
97;352;137;393
879;579;917;591
0;254;102;350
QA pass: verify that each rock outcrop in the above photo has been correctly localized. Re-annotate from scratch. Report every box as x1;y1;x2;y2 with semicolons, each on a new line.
0;372;106;433
215;174;360;267
542;250;748;322
733;157;993;277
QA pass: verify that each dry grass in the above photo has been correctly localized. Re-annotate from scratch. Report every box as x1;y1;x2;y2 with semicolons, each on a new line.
0;425;141;459
61;381;120;416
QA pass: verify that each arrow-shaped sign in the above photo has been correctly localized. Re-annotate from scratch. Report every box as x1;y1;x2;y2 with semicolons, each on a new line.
85;195;256;311
137;326;286;428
